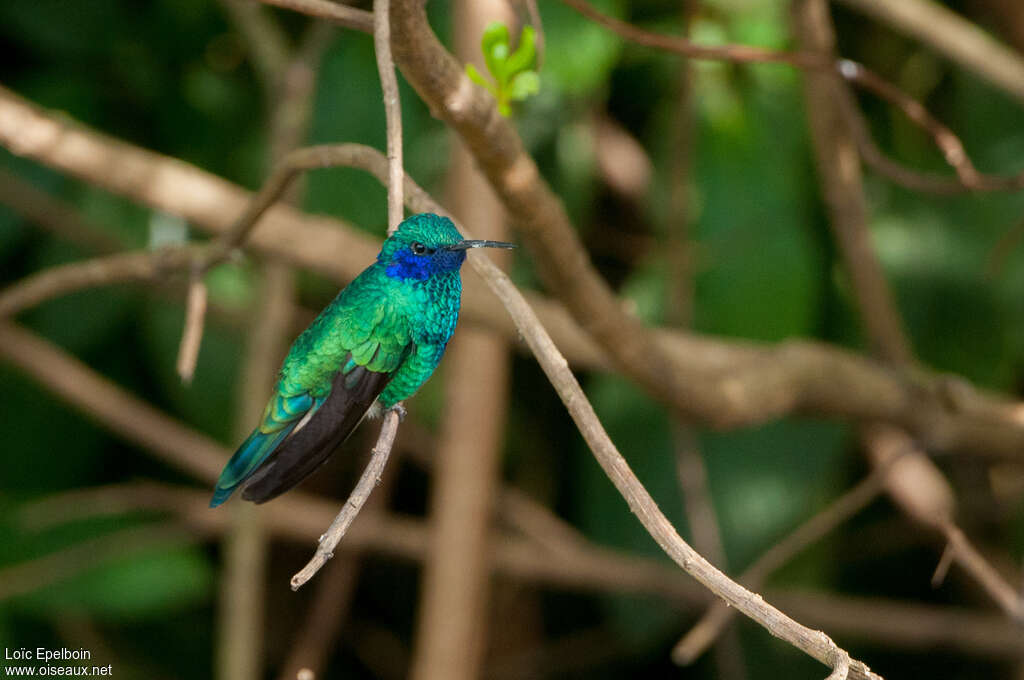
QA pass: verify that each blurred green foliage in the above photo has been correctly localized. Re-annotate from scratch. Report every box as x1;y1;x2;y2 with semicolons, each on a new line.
466;22;541;116
2;0;1023;679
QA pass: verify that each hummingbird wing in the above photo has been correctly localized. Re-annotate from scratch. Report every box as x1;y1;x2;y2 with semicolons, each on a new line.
208;389;316;507
209;273;416;506
209;342;409;507
239;350;402;504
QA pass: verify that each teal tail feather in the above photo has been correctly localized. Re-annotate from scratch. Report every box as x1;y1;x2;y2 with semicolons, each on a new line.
209;390;317;507
210;427;293;507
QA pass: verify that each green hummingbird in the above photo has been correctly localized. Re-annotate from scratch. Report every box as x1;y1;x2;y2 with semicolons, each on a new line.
210;213;515;507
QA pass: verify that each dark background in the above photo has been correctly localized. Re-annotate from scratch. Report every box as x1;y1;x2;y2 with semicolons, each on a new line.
1;0;1024;678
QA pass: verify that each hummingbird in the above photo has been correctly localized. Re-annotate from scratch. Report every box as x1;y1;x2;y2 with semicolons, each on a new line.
210;213;515;507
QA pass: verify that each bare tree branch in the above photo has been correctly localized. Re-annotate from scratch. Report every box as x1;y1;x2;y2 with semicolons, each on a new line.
256;0;373;33
374;0;404;233
834;0;1024;103
289;0;408;592
176;269;208;384
290;408;402;589
938;522;1024;622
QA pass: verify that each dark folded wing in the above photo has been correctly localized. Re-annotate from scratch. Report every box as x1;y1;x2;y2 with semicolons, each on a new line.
240;362;392;504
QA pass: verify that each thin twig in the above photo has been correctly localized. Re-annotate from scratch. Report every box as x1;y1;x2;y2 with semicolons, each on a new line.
834;0;1024;103
291;408;401;589
835;95;978;195
673;470;887;664
932;542;956;587
175;268;208;384
256;0;373;33
939;523;1024;623
557;0;1024;193
373;0;404;233
276;489;385;680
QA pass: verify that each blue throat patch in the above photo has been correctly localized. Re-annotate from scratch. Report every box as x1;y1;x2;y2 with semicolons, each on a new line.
385;248;466;280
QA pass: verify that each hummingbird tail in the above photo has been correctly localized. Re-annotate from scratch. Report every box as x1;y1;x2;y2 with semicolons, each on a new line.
240;364;391;504
209;426;295;507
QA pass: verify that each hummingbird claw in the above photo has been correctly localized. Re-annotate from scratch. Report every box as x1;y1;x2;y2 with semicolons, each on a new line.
387;403;407;422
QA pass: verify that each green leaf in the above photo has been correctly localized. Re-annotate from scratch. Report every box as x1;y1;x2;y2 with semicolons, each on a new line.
507;70;540;101
504;25;537;77
465;62;496;96
480;21;510;83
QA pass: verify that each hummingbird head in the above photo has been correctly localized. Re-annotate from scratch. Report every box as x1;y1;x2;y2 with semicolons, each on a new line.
378;213;516;281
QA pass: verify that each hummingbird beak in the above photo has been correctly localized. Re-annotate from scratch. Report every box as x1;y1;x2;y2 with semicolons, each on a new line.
445;239;517;251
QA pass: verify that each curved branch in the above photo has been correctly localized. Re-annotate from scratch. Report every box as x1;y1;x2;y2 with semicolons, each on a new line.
0;246;199;318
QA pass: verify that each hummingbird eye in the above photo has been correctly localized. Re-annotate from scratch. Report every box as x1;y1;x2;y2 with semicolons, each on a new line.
410;242;435;256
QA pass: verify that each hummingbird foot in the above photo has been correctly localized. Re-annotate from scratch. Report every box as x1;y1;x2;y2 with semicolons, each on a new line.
386;402;407;422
